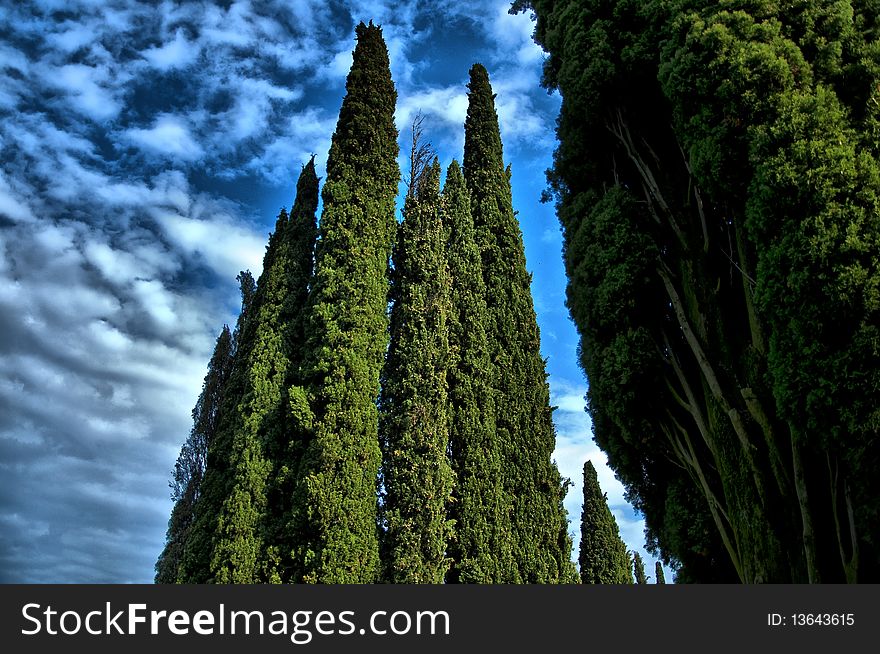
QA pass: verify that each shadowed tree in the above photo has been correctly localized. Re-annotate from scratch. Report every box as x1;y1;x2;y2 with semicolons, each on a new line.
263;159;319;582
207;158;319;583
177;271;255;582
633;551;648;584
175;158;318;583
656;561;666;584
155;325;234;583
513;0;880;582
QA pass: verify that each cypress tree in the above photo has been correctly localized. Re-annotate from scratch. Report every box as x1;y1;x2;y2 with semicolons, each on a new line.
463;63;574;583
633;551;648;585
379;158;454;583
514;0;880;582
290;22;399;583
155;325;234;583
208;210;293;583
579;461;632;584
442;160;512;583
178;271;256;582
655;561;666;585
176;161;318;583
265;159;319;581
208;155;318;583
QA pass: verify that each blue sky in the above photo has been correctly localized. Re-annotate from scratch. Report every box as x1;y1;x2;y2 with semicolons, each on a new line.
0;0;666;583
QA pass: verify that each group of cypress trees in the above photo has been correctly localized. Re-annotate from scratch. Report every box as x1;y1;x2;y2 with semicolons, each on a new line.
513;0;880;582
156;22;604;584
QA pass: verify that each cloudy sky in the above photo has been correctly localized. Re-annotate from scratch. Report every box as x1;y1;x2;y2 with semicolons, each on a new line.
0;0;666;583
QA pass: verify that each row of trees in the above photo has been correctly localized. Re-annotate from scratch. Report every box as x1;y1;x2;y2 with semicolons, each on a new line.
156;22;622;584
513;0;880;582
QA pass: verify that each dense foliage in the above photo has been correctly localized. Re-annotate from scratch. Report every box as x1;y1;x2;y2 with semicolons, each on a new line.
442;160;512;583
579;461;632;584
379;159;454;583
175;162;318;583
513;0;880;582
155;325;233;583
287;22;400;583
159;23;622;586
464;63;576;584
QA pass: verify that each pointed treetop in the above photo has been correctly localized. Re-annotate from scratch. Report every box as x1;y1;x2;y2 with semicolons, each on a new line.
328;20;397;185
464;63;504;182
293;158;319;214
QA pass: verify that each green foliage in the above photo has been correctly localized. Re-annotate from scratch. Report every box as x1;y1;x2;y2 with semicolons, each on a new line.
655;561;666;584
264;159;319;582
155;326;234;583
177;272;255;582
633;551;648;584
463;63;575;583
579;461;632;584
442;160;512;583
176;158;318;584
290;22;399;583
379;160;454;583
516;0;880;582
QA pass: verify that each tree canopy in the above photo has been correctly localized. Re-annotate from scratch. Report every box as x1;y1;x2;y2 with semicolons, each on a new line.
514;0;880;582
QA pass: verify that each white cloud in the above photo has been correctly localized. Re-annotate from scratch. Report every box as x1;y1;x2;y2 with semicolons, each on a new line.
244;105;335;183
49;22;97;53
141;28;200;71
0;171;35;222
131;278;179;333
125;114;204;161
486;2;543;65
397;85;469;132
153;209;265;280
52;63;125;122
323;45;355;81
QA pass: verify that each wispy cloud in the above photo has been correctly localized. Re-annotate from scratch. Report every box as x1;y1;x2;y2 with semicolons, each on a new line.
125;114;205;161
141;28;201;71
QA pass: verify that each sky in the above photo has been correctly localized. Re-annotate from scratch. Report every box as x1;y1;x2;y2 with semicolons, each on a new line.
0;0;668;583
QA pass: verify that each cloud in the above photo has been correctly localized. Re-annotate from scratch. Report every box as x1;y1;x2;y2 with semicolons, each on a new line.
125;114;205;161
0;171;36;223
397;85;469;133
486;2;543;65
141;28;200;71
153;208;266;281
52;63;126;122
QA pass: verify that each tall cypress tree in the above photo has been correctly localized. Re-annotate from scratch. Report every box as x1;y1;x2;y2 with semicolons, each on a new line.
155;325;234;583
379;159;454;583
177;271;255;582
579;461;632;584
655;561;666;584
463;63;574;583
290;22;399;583
514;0;880;582
209;209;296;583
176;161;318;583
633;551;648;585
265;159;319;582
442;159;511;583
